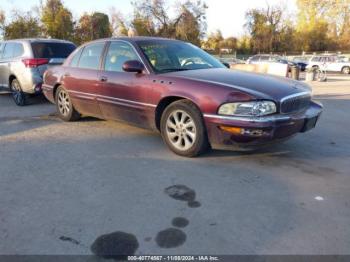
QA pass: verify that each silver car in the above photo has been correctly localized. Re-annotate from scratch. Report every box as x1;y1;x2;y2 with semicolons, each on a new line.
0;39;76;106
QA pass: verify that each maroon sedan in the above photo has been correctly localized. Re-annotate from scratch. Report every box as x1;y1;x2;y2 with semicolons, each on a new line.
43;37;322;157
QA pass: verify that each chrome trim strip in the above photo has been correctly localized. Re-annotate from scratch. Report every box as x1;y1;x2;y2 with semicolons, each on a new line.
280;91;311;103
69;90;157;108
203;114;290;123
98;98;143;109
75;95;94;100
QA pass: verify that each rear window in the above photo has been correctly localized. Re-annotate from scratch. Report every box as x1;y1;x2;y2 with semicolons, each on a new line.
31;42;76;59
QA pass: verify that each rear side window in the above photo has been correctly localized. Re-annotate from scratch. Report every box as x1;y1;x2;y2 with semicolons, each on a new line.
250;56;259;61
70;48;83;67
78;42;105;70
260;56;269;61
31;42;76;59
13;43;24;57
3;43;15;59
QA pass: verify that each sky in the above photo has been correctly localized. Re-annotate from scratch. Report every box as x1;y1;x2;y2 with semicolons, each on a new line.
1;0;297;37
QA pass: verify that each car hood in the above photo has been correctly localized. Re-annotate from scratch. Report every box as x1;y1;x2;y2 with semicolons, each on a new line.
164;68;311;101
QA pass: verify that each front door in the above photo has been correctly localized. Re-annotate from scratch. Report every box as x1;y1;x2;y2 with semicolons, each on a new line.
97;41;154;128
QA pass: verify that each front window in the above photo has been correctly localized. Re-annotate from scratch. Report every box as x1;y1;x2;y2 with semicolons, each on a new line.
104;41;140;72
137;40;225;73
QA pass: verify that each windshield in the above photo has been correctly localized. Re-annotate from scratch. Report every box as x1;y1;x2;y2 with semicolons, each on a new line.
137;40;225;73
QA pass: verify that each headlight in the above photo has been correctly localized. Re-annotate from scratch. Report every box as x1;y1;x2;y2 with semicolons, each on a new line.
218;101;277;116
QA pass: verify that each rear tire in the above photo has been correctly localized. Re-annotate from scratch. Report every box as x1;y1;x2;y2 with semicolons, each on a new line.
160;100;209;157
10;79;26;106
342;66;350;74
55;86;80;122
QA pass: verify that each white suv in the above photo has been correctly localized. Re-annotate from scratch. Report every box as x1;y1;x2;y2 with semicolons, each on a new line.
307;55;350;74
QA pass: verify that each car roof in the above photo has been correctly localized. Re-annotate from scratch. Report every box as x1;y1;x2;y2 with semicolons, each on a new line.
85;36;184;45
1;38;75;44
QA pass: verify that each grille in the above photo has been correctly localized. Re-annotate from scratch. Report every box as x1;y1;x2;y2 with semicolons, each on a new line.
280;93;311;114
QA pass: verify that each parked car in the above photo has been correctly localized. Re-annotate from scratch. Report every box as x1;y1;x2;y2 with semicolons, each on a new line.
292;56;309;71
0;38;76;105
307;55;350;74
43;37;323;157
247;54;299;71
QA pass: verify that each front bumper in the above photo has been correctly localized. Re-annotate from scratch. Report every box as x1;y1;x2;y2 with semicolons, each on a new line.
204;101;323;151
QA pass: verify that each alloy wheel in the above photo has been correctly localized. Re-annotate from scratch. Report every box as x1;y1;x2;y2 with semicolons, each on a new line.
57;89;71;117
165;110;197;151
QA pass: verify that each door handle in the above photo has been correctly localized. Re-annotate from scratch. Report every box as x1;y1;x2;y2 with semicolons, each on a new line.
100;76;108;82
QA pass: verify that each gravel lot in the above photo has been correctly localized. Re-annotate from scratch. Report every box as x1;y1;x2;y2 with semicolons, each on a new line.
0;76;349;257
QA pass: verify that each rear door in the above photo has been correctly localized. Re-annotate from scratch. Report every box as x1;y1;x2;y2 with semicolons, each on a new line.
327;56;341;72
62;42;106;118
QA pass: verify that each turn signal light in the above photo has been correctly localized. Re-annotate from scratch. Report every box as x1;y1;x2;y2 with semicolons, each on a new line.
220;126;269;137
219;126;243;134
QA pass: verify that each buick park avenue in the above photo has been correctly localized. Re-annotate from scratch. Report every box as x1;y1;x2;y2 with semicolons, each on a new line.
43;37;322;157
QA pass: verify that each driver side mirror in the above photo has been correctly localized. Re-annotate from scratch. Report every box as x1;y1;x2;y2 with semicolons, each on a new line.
122;60;145;74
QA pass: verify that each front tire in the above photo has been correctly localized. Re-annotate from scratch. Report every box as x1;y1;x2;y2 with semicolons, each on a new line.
160;100;209;157
55;86;80;122
10;79;26;106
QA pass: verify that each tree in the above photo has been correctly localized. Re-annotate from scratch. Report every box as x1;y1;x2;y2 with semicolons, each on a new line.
220;37;237;52
245;4;285;53
295;0;350;51
74;12;112;45
3;11;42;40
0;10;5;39
236;35;251;54
175;1;208;46
110;8;128;37
74;13;92;44
41;0;74;40
130;0;207;45
201;30;223;53
91;12;112;39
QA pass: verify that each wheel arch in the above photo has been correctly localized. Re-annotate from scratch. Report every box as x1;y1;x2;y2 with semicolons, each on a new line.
53;83;63;100
341;66;350;73
155;95;201;131
9;75;17;86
